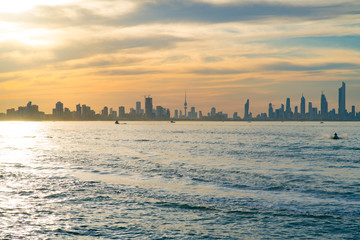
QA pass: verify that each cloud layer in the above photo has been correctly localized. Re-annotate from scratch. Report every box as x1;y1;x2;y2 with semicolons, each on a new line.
0;0;359;114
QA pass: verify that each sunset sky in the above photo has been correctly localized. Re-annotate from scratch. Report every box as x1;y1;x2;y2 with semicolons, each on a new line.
0;0;359;116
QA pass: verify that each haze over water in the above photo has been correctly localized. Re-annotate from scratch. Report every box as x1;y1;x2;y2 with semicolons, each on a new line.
0;121;359;239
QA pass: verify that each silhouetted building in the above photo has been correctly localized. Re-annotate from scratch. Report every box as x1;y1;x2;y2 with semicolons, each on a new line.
244;99;250;120
233;112;239;120
76;104;82;119
174;109;179;119
155;106;170;119
210;107;216;117
136;101;141;114
351;106;355;118
101;106;109;118
189;107;197;119
109;108;117;119
184;92;188;118
119;106;125;117
321;93;328;117
286;98;291;114
338;82;346;117
145;97;153;119
53;101;64;118
308;102;312;116
300;94;306;116
268;103;274;119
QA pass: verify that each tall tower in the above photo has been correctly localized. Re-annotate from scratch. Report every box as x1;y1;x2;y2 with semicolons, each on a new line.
244;99;249;120
300;94;306;115
268;103;274;119
286;97;291;113
184;92;188;118
136;101;141;114
321;92;328;117
145;96;153;119
338;82;346;117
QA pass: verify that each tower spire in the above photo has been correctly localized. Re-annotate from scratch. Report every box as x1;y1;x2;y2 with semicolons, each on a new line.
184;91;188;118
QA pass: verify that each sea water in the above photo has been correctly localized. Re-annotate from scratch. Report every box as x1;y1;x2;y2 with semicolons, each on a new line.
0;121;359;239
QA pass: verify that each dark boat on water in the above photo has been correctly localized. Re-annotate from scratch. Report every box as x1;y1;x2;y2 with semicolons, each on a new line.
332;133;339;139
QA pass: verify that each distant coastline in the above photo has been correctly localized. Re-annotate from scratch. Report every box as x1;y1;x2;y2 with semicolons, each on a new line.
2;82;359;121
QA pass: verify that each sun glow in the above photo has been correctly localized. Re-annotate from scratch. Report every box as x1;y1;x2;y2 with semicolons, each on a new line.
0;0;80;13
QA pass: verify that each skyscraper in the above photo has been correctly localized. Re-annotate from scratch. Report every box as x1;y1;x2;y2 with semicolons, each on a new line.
118;106;125;117
76;104;81;119
184;92;188;118
286;98;291;114
338;82;346;117
136;101;141;114
244;99;249;120
145;96;153;119
211;107;216;117
53;101;64;118
174;109;179;119
308;102;313;117
300;94;306;116
101;106;108;117
268;103;274;119
320;92;328;117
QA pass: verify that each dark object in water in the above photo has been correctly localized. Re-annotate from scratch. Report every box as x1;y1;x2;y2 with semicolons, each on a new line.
332;133;339;139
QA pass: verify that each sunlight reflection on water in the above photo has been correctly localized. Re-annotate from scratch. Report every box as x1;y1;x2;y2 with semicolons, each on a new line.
0;121;359;239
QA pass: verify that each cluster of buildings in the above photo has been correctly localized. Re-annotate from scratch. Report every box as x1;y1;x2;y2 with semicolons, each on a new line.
258;82;358;121
1;82;359;121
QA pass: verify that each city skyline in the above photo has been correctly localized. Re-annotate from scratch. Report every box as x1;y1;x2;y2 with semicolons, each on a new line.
0;1;360;114
2;81;359;121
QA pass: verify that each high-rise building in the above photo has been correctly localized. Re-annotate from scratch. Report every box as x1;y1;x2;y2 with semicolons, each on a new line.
300;94;306;116
338;82;346;117
320;92;328;117
145;97;153;119
351;106;355;118
244;99;249;119
101;106;109;117
53;101;64;118
118;106;125;117
189;107;197;119
308;102;312;115
26;101;32;115
174;109;179;119
268;103;274;119
136;101;141;114
76;104;82;119
286;98;291;114
211;107;216;117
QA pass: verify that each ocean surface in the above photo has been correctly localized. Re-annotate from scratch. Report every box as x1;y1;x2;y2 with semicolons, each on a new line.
0;121;359;239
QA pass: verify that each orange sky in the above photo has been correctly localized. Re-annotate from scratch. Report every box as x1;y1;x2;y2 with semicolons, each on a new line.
0;0;360;116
